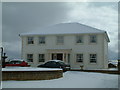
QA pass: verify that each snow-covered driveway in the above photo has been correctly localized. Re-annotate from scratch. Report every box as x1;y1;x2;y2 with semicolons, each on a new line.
2;71;118;88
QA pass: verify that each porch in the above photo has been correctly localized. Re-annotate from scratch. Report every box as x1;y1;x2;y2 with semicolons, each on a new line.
47;49;72;64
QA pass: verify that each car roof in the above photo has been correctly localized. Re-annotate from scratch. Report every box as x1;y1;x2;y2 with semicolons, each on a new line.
9;59;24;62
47;60;64;62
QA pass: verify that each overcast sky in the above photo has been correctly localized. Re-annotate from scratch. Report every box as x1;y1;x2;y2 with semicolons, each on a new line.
2;2;118;60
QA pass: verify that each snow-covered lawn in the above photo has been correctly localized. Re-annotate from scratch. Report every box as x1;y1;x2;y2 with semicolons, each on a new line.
2;71;118;88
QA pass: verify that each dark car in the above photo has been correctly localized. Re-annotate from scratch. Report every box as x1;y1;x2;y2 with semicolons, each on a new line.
5;59;30;67
37;60;70;72
108;63;117;68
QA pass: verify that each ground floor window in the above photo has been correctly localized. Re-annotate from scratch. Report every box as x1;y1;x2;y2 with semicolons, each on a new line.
90;54;97;63
27;54;33;62
39;54;45;62
76;54;83;62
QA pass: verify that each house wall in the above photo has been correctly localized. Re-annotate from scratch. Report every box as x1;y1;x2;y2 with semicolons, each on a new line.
21;33;108;70
103;35;109;69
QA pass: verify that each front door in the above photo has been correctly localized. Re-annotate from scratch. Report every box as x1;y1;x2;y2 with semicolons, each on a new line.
57;54;63;60
52;53;63;60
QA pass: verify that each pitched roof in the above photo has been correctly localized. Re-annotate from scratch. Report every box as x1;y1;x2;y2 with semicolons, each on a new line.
20;22;110;42
20;22;106;35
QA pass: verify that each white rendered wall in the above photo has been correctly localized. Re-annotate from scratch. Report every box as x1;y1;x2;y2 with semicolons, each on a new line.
21;33;108;69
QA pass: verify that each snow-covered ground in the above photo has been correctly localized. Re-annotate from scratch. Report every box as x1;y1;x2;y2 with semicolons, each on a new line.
2;71;118;88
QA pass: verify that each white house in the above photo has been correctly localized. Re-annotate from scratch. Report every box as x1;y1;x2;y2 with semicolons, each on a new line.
20;22;110;70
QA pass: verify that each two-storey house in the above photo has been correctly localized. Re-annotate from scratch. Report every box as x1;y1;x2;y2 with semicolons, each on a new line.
20;22;110;70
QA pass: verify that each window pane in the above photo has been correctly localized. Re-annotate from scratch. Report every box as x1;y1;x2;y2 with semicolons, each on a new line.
90;54;97;63
57;36;64;44
39;54;45;62
28;37;34;44
76;54;83;62
76;36;83;43
90;35;97;43
39;36;45;44
27;54;33;62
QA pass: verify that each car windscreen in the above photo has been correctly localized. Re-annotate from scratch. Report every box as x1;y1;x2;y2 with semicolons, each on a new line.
58;61;66;65
9;61;22;64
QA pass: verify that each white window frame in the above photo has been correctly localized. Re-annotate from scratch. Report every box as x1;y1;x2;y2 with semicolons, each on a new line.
27;37;34;44
38;54;45;62
90;54;97;63
76;35;83;43
39;36;45;44
56;36;64;44
89;35;97;43
76;54;83;63
27;54;33;62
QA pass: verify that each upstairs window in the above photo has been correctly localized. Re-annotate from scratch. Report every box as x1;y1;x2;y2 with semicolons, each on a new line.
27;54;33;62
90;35;97;43
28;37;34;44
39;54;45;62
57;36;64;44
76;35;83;43
39;36;45;44
76;54;83;62
90;54;97;63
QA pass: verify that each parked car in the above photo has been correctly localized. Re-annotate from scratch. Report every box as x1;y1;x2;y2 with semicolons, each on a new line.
108;63;117;68
37;60;70;72
5;59;30;67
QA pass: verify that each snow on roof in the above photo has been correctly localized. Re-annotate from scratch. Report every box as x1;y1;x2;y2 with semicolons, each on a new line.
40;60;65;65
20;22;106;36
48;60;64;62
9;59;24;62
109;60;118;66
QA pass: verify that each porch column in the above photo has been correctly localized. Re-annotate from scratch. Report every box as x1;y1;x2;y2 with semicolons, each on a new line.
62;53;65;61
66;53;68;64
63;53;67;63
49;53;52;60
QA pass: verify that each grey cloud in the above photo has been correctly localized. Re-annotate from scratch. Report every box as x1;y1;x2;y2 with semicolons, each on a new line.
87;2;118;10
2;2;71;59
3;2;69;27
4;48;21;59
108;49;118;60
3;2;70;43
